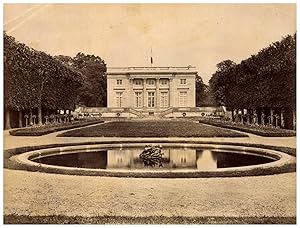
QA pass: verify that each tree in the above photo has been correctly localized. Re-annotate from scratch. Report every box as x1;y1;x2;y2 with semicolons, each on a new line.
208;34;296;129
195;74;216;107
56;53;107;107
4;32;83;128
209;60;236;106
195;74;206;106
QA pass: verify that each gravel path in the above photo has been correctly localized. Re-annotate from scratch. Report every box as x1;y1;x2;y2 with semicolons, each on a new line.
4;170;296;218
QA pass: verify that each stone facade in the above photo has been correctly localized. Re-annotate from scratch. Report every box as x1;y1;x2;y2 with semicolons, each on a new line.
107;66;197;117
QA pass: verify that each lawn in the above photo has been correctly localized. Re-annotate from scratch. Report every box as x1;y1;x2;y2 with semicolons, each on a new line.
57;120;248;137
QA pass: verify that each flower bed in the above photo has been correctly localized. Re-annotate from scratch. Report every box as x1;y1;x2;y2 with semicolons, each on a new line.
9;119;104;136
199;118;296;137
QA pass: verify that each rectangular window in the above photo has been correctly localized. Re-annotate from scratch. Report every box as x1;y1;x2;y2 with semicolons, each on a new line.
134;79;142;85
116;79;122;85
180;79;186;85
160;92;169;108
116;92;123;107
148;92;155;108
147;79;155;85
160;79;168;85
179;91;187;107
134;92;143;108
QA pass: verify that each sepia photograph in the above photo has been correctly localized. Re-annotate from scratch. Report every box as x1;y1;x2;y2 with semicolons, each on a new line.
3;2;297;224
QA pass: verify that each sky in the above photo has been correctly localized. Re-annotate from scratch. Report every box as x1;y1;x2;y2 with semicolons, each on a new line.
3;3;296;84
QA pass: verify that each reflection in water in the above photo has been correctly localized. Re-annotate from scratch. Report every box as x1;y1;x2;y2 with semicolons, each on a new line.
34;147;275;170
196;150;217;170
107;148;198;169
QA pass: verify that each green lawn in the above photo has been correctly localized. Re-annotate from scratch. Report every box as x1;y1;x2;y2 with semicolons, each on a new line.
57;120;248;137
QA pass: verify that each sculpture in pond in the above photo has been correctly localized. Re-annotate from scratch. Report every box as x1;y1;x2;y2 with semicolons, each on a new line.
139;145;163;167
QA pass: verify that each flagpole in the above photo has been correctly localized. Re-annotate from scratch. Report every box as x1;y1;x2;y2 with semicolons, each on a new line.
150;47;153;66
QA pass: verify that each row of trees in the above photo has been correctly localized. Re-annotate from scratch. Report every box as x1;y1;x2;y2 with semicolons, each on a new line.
4;32;107;129
209;34;296;129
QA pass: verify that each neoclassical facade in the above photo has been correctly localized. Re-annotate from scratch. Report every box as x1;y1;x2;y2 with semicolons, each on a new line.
107;66;197;117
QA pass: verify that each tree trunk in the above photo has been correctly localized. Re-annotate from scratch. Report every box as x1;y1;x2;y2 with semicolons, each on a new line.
280;109;285;128
241;109;245;124
18;110;23;128
37;76;45;126
231;110;234;122
293;108;296;130
246;109;250;124
261;110;265;125
253;109;258;125
29;109;33;126
38;104;42;125
5;108;11;129
270;108;274;126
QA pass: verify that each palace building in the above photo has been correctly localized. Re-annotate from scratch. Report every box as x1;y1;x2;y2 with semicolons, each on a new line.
106;66;197;117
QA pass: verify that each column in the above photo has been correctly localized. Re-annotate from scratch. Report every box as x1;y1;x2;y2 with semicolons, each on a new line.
143;79;147;108
156;78;159;108
129;79;133;108
169;78;173;107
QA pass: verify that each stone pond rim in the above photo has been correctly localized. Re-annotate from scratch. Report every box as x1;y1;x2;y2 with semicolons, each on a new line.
7;142;296;178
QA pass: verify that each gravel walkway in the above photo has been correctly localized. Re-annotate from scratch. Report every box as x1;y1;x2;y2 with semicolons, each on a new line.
4;170;296;218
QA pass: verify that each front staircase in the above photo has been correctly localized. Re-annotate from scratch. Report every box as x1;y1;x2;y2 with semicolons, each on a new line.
160;108;174;117
129;108;144;118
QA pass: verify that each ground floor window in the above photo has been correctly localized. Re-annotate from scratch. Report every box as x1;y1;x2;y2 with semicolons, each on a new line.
179;91;187;107
116;92;123;107
160;92;169;108
148;92;155;108
134;92;143;108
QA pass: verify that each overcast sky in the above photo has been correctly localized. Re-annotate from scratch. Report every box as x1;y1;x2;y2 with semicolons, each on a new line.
4;3;296;84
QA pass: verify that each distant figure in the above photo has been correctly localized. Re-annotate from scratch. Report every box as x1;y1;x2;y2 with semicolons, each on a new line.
139;145;163;167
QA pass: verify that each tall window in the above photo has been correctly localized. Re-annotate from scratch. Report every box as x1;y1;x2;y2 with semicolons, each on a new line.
116;92;123;107
134;92;143;108
160;92;169;108
179;91;187;107
180;79;186;85
116;79;122;85
148;92;155;107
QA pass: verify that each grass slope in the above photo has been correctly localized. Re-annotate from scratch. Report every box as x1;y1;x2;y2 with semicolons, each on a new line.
57;120;248;137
